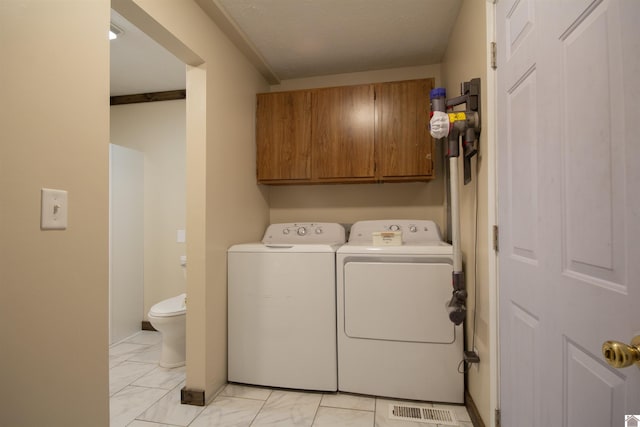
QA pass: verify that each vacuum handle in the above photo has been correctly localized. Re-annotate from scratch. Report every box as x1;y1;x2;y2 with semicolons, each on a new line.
430;87;447;114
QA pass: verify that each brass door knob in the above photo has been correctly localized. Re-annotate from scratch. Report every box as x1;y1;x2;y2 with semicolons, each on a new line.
602;336;640;368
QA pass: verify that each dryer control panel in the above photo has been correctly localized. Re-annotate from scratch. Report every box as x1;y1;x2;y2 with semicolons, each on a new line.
348;220;443;244
262;222;346;245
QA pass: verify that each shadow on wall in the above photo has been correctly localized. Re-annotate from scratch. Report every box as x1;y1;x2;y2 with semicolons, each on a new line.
270;181;443;209
268;179;446;233
268;142;447;227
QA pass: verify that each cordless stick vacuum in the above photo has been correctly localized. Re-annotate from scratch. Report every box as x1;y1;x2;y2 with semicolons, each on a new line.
429;79;481;325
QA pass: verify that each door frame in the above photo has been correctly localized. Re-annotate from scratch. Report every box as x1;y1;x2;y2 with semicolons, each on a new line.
111;0;207;396
485;2;500;426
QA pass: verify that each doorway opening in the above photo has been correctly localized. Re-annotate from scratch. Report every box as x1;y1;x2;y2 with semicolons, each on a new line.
108;8;187;346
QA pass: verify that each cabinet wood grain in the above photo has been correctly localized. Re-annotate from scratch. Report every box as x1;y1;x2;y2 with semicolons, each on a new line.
376;79;434;179
256;91;311;181
256;78;434;184
311;84;375;180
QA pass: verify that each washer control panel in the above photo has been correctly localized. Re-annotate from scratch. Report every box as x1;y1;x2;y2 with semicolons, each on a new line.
347;220;443;244
262;223;346;245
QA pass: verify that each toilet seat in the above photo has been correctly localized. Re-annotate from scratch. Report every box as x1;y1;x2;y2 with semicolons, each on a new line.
149;293;186;317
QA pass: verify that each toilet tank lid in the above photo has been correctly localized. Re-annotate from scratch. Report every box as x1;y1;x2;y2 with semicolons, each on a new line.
149;293;186;317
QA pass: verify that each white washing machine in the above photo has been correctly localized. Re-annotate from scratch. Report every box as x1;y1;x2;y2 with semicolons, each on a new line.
227;222;345;391
337;220;463;403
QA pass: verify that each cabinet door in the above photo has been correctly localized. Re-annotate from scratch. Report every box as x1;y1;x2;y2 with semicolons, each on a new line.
256;91;311;182
311;85;375;180
376;79;434;179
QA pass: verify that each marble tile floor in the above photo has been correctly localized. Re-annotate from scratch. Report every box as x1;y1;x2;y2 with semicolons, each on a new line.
110;331;473;427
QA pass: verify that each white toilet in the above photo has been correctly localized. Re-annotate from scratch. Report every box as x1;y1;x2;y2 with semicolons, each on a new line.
148;293;186;368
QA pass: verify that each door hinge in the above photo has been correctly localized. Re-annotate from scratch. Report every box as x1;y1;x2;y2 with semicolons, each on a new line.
495;408;501;427
493;225;499;252
491;42;497;70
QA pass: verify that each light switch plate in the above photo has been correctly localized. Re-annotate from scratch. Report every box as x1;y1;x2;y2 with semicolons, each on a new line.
41;188;68;230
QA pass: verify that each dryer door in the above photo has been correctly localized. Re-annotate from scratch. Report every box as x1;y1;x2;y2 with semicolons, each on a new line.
343;261;454;343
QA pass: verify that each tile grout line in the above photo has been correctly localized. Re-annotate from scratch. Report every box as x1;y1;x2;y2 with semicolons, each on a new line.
111;333;471;427
247;390;271;427
309;396;322;427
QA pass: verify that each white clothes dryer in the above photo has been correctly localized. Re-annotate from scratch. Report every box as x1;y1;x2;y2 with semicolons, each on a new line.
227;223;345;391
337;220;463;403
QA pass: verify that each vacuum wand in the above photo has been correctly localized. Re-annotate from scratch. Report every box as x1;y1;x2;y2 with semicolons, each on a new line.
429;79;481;325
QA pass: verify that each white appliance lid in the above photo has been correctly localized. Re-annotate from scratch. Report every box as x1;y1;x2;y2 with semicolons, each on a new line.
149;293;186;317
337;242;453;255
228;243;340;253
347;220;444;244
262;222;346;245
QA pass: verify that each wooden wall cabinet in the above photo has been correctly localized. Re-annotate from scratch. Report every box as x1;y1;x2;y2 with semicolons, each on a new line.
375;79;434;181
312;84;375;182
256;78;434;184
256;90;311;181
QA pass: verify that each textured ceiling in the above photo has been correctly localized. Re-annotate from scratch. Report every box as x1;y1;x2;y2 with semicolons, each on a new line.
216;0;462;80
110;1;463;95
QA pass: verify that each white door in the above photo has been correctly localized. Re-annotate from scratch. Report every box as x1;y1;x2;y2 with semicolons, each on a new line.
497;0;640;425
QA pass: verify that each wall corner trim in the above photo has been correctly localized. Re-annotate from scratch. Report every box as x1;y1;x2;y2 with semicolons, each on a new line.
193;0;279;84
181;387;206;406
465;390;486;427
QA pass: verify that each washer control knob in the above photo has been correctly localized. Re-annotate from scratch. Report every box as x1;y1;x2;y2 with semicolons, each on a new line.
297;227;307;236
409;225;418;233
315;227;323;234
389;224;400;232
283;228;290;235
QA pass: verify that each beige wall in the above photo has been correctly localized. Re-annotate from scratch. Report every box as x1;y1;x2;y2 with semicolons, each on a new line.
272;64;442;91
110;100;187;319
118;0;271;400
269;65;447;229
0;1;110;426
441;0;491;424
269;183;445;229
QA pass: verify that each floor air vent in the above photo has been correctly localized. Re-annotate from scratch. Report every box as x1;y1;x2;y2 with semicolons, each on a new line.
388;404;458;425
